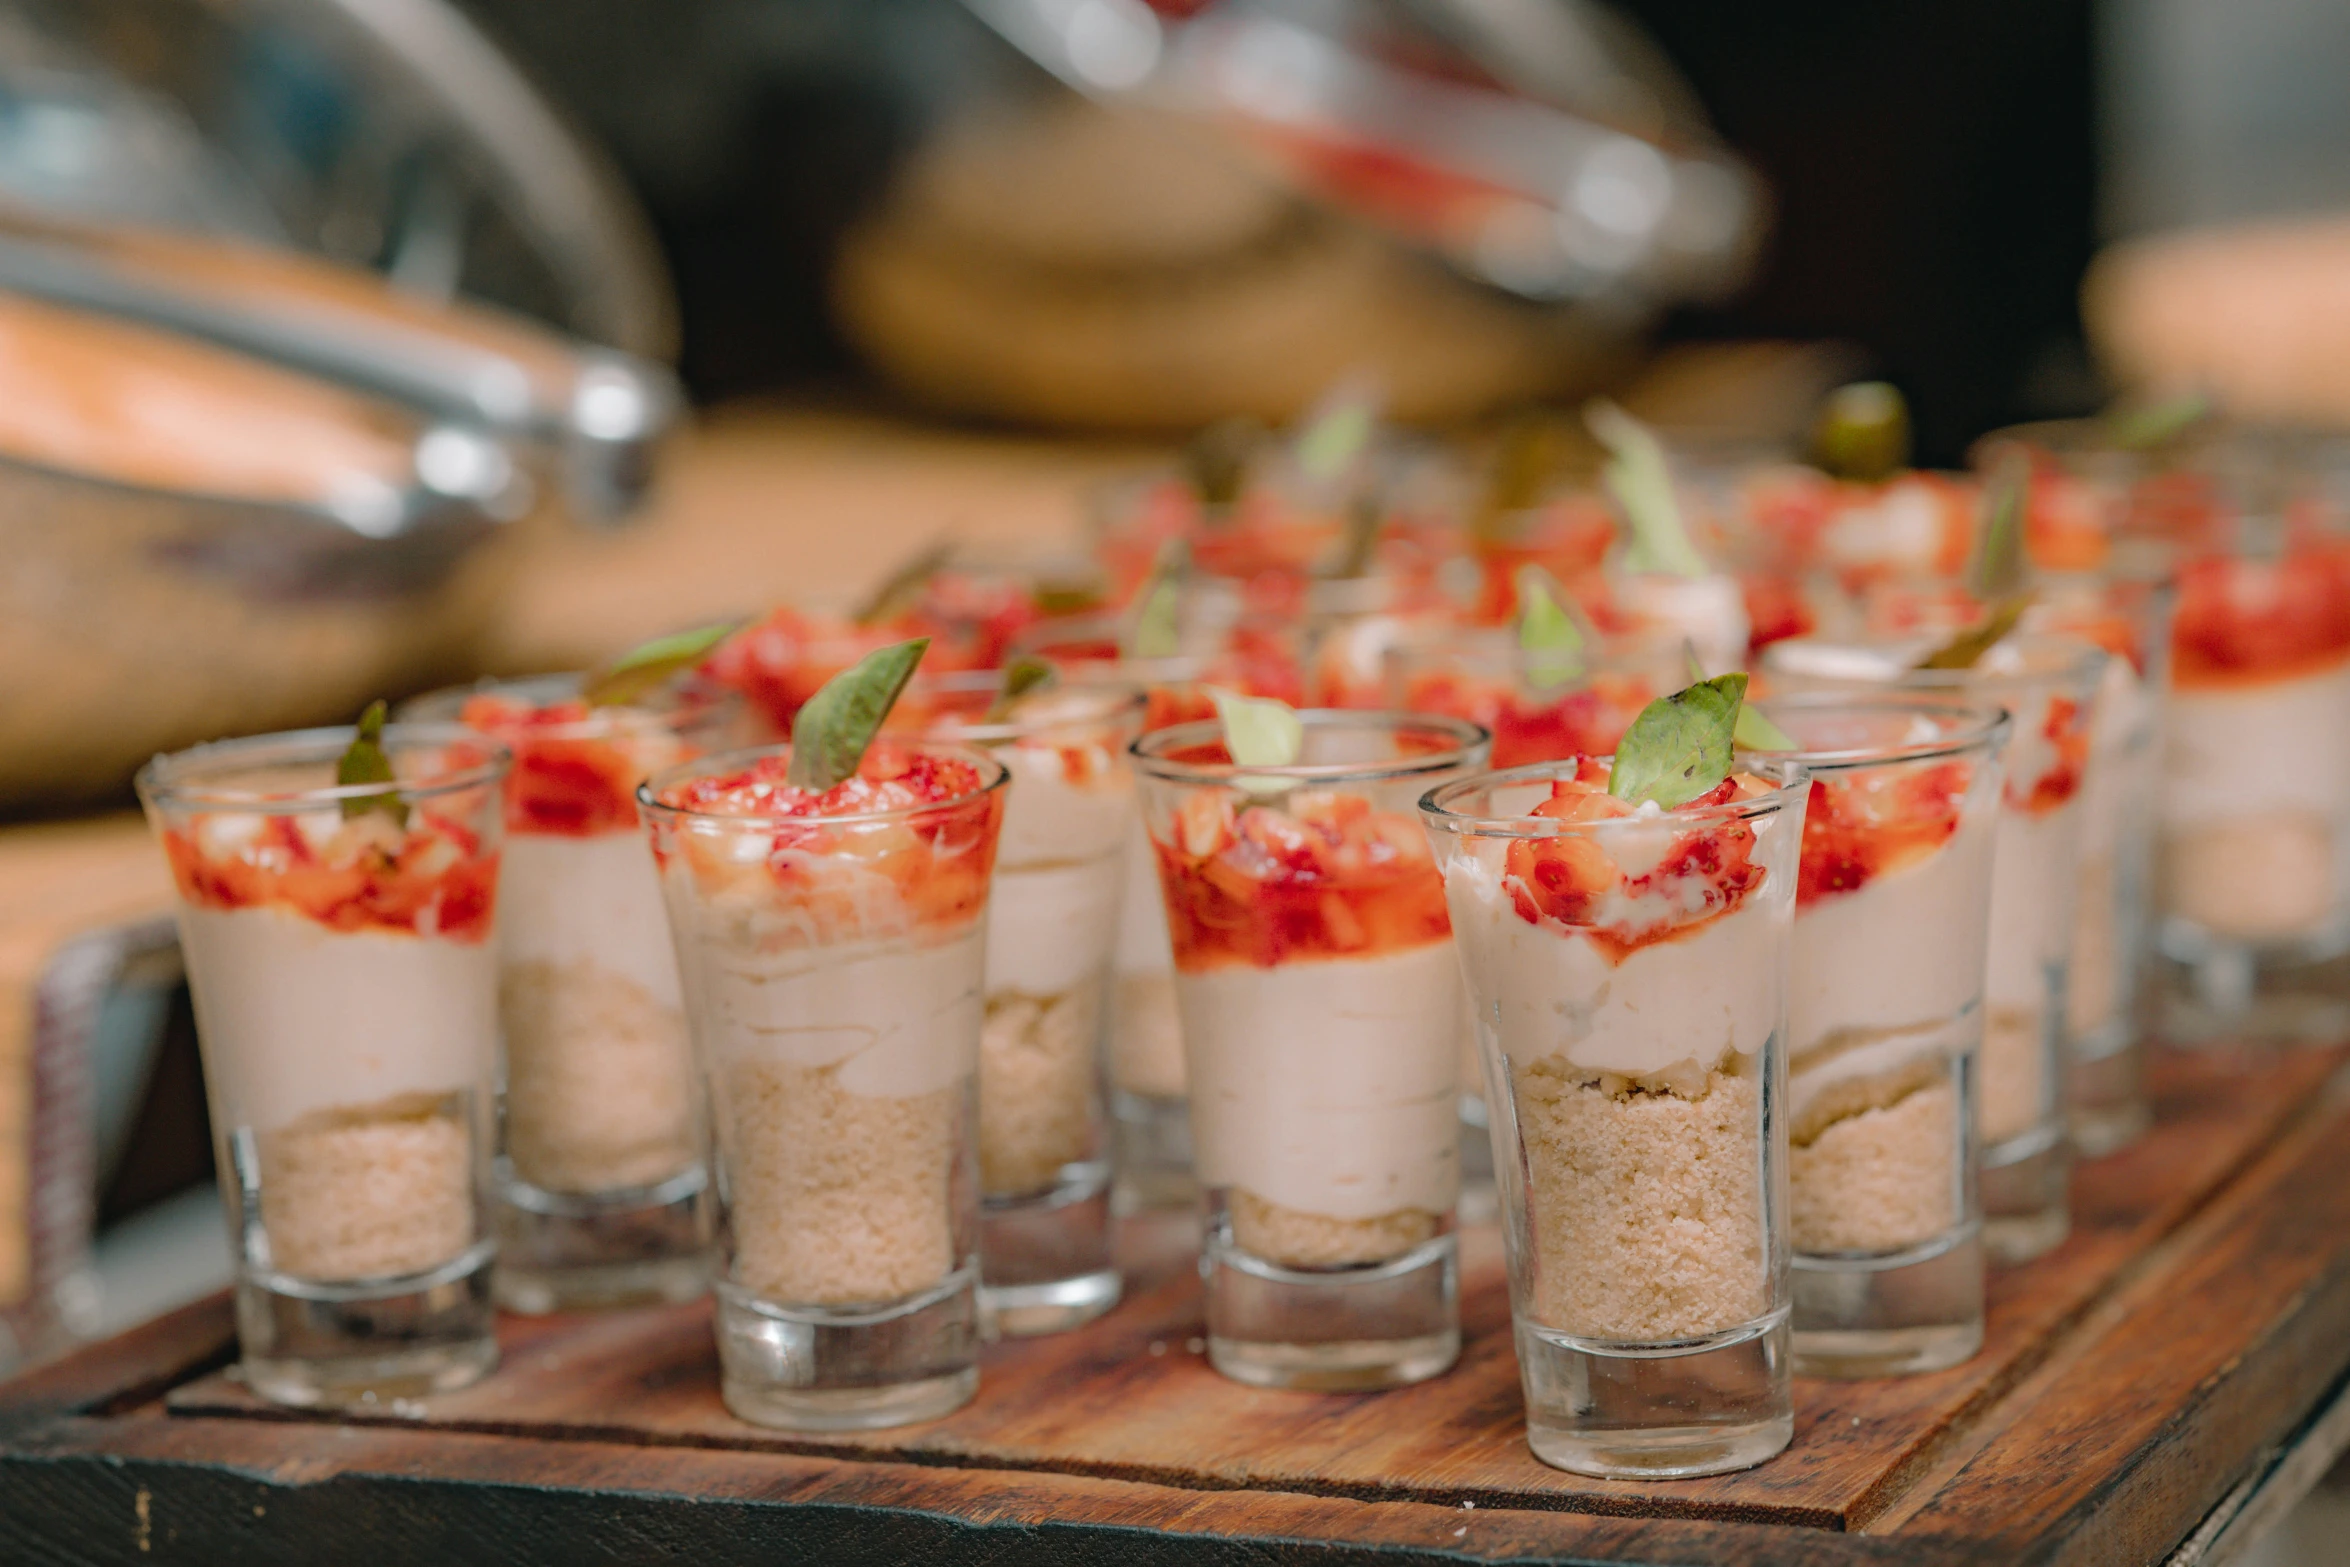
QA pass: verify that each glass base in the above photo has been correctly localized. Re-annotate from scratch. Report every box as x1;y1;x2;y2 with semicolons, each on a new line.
493;1164;715;1314
713;1268;980;1432
1981;1132;2070;1265
2066;1035;2151;1160
980;1162;1120;1337
2154;943;2350;1050
1518;1314;1793;1479
234;1242;497;1409
1793;1228;1984;1378
1111;1091;1196;1211
1202;1226;1458;1391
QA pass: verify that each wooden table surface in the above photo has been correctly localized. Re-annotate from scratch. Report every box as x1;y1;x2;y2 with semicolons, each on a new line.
6;1044;2350;1565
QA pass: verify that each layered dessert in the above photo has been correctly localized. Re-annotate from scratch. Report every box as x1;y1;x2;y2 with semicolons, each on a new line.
2160;539;2350;943
647;743;1004;1307
1783;727;1998;1258
1391;637;1661;770
1149;766;1465;1268
1439;761;1798;1343
897;683;1141;1202
160;799;501;1282
440;684;726;1197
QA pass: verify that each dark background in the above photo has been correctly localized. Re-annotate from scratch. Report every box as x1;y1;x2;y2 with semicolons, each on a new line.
458;0;2101;465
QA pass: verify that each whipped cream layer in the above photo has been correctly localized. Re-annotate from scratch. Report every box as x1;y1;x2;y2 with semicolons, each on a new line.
1113;819;1174;978
1987;801;2083;1013
2165;658;2350;823
500;830;681;1006
180;905;497;1133
986;742;1135;999
1790;811;1993;1060
683;922;983;1099
1177;942;1462;1221
1445;855;1782;1086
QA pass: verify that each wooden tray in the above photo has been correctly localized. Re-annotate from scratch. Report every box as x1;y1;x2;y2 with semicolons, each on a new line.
7;1044;2350;1565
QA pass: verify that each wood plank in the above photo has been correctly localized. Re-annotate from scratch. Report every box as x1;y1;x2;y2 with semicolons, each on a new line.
3;1408;1998;1567
1880;1065;2350;1564
156;1047;2346;1535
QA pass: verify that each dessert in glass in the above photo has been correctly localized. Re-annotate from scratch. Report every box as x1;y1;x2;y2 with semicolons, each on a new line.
1012;615;1307;1210
1423;747;1808;1477
1132;710;1488;1389
137;718;508;1407
892;672;1145;1334
1859;571;2176;1157
1764;634;2104;1263
1385;629;1675;770
1759;696;2008;1377
404;673;739;1312
2157;519;2350;1041
641;732;1007;1430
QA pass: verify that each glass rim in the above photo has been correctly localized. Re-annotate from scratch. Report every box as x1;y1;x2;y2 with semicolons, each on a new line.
134;723;511;813
1419;755;1811;839
636;739;1010;826
1759;630;2108;695
1130;710;1489;786
899;669;1148;744
1748;693;2014;772
400;671;740;738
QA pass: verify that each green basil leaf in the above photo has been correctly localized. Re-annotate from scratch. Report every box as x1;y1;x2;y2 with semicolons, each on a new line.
1914;594;2032;671
1184;417;1264;513
2106;390;2209;452
1292;379;1380;488
1587;399;1706;578
1681;642;1796;750
1329;490;1386;578
853;539;954;626
1609;674;1745;808
787;638;931;791
1516;565;1585;688
1209;686;1302;769
1812;381;1911;482
1966;461;2028;602
581;621;739;708
988;655;1058;721
337;699;408;826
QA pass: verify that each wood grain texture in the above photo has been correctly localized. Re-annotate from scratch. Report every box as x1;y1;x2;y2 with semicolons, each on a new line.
9;1048;2350;1565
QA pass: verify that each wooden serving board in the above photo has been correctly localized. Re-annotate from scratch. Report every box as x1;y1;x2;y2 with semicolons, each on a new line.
7;1044;2350;1565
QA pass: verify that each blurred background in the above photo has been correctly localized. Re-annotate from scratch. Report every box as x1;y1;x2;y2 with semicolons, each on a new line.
5;0;2350;1553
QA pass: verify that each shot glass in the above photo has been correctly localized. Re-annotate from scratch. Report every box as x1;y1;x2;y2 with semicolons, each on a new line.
137;723;510;1407
2037;573;2172;1155
1422;756;1808;1478
641;740;1008;1430
1765;634;2105;1263
406;675;738;1313
1013;616;1308;1211
895;673;1146;1336
1759;696;2009;1377
1133;711;1489;1390
2155;526;2350;1045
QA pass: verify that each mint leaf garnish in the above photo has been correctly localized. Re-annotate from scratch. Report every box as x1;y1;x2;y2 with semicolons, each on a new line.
1682;642;1797;750
853;539;953;627
1609;673;1748;809
1914;595;2032;671
1517;565;1585;688
1209;687;1302;770
2106;390;2208;452
1184;417;1264;513
987;655;1058;721
1292;377;1381;489
1587;399;1706;578
582;621;739;708
1966;460;2028;602
337;700;407;826
787;638;930;791
1328;491;1386;578
1125;538;1186;660
1812;381;1911;482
